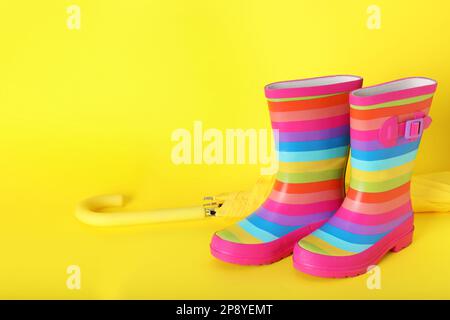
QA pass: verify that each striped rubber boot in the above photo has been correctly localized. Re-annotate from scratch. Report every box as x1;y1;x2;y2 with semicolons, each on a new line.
210;75;363;265
293;77;437;277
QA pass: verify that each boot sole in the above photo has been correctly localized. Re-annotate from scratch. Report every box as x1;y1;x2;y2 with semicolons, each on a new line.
293;218;414;278
210;220;326;266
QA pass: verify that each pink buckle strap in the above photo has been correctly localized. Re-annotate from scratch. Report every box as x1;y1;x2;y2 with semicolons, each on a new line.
379;112;432;147
404;118;424;139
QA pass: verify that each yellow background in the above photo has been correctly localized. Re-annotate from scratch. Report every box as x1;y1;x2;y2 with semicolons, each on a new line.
1;0;449;299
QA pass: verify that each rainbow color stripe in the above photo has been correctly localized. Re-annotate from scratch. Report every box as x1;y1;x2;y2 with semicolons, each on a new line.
299;87;436;256
216;92;353;244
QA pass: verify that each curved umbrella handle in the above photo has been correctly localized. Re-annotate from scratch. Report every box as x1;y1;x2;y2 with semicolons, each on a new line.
75;194;207;227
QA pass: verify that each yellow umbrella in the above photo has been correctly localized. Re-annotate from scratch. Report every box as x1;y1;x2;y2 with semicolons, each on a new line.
75;172;450;227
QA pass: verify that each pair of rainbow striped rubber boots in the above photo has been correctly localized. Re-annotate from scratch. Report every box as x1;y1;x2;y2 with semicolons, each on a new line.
210;75;437;278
